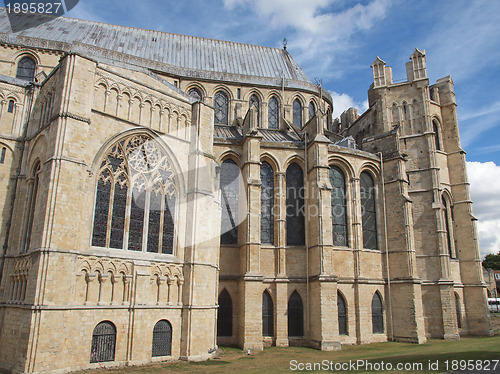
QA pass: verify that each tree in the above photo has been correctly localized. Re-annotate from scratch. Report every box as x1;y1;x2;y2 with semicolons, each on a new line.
482;252;500;270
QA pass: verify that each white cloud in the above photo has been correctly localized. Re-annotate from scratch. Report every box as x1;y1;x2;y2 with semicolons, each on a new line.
330;91;368;119
467;161;500;257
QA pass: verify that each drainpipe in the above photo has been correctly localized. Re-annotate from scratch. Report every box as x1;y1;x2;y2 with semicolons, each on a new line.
0;83;35;287
379;152;394;341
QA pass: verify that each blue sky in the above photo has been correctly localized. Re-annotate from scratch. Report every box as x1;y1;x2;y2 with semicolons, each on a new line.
64;0;500;256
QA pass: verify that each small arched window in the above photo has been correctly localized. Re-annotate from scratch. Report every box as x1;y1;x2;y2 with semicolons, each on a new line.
23;162;40;252
288;291;304;337
454;293;462;329
360;172;378;250
391;103;399;127
286;163;305;246
293;99;302;128
91;135;176;253
220;159;239;244
0;147;6;164
338;291;347;335
442;196;455;258
16;56;36;81
214;90;229;125
261;161;274;244
402;102;408;121
90;321;116;363
152;320;172;357
268;96;279;129
371;292;384;334
7;99;14;113
330;166;348;246
262;290;274;337
433;120;442;150
188;87;202;101
217;289;233;337
249;94;260;125
308;101;316;121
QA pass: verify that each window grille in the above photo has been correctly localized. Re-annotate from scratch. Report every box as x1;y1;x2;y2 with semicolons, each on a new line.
286;163;305;246
371;293;384;334
268;97;279;129
217;289;233;336
91;134;177;253
16;57;36;81
262;291;274;337
293;99;302;128
330;166;347;246
288;291;304;337
249;94;260;125
188;88;202;101
360;172;378;250
214;91;229;125
220;160;239;244
308;101;315;120
152;320;172;357
261;162;274;244
338;292;347;335
90;321;116;363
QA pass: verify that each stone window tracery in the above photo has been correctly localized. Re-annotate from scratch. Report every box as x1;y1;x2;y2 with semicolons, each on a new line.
92;134;177;254
261;162;274;244
188;88;202;101
220;159;239;244
330;166;348;246
214;90;229;125
308;101;315;120
286;163;305;246
16;56;36;81
360;172;378;250
268;96;279;129
293;99;302;128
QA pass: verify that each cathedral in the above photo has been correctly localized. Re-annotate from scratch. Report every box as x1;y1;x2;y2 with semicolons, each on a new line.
0;8;492;373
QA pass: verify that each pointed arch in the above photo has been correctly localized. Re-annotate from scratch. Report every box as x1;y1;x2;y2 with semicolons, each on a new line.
261;161;274;245
268;95;279;129
288;291;304;337
249;93;260;126
22;161;41;252
432;119;442;151
308;100;316;121
286;163;305;246
454;292;462;329
293;98;303;128
337;291;348;335
372;291;384;334
262;290;274;337
217;289;233;337
442;193;456;258
16;56;36;81
330;165;348;247
214;90;229;125
360;171;378;250
220;159;240;244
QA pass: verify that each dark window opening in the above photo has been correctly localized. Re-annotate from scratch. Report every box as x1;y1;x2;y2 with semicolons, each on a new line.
90;321;116;363
361;172;378;250
330;166;348;246
16;57;36;81
261;162;274;244
217;289;233;337
288;291;304;337
372;292;384;334
152;320;172;357
338;292;347;335
262;290;274;337
220;159;239;244
286;163;305;246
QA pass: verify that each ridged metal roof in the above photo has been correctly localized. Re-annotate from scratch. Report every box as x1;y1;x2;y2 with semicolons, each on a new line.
0;9;311;84
214;125;302;144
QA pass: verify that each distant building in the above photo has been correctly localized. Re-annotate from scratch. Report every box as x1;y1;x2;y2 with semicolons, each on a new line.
0;9;492;373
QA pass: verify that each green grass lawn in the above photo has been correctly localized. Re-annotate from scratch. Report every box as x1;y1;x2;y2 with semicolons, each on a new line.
84;332;500;374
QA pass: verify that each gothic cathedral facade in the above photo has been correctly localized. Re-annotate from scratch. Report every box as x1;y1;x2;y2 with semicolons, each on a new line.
0;10;492;373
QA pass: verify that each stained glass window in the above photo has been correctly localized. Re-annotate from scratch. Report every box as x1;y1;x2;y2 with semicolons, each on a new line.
372;292;384;334
188;88;202;101
16;56;36;81
288;291;304;337
261;162;274;244
360;172;378;250
220;159;239;244
330;166;348;246
249;94;260;125
293;99;302;128
268;96;279;129
308;101;315;121
91;134;177;253
262;290;274;337
286;163;305;246
338;291;347;335
214;91;229;125
152;320;172;357
217;289;232;336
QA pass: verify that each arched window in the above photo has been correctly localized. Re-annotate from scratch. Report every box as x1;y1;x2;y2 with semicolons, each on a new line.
7;100;14;113
217;289;232;337
293;99;302;128
442;197;455;258
23;162;40;252
360;172;378;250
262;290;274;337
391;103;399;127
268;96;279;129
286;163;305;246
402;102;408;121
152;320;172;357
220;159;239;244
433;120;442;150
327;107;332;131
372;292;384;334
308;101;316;120
188;87;202;101
261;162;274;244
0;147;6;164
90;321;116;363
249;94;260;125
288;291;304;337
16;56;36;81
330;166;348;246
214;90;229;125
455;293;462;329
338;291;347;336
91;134;177;253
